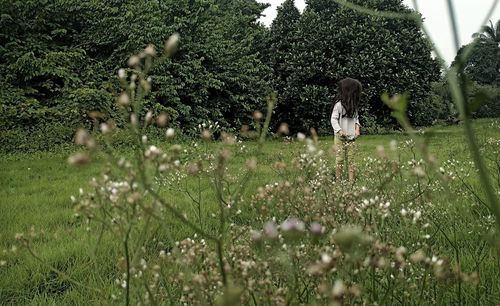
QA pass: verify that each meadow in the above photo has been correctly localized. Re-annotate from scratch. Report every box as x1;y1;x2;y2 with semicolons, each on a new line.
1;118;499;305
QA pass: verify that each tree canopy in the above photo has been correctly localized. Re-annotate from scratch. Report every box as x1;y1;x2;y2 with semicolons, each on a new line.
268;0;441;133
1;0;445;150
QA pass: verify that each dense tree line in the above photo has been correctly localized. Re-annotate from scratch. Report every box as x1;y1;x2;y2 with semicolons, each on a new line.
1;0;495;151
0;0;270;136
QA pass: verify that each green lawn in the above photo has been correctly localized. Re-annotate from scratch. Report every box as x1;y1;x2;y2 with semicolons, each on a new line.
1;119;499;305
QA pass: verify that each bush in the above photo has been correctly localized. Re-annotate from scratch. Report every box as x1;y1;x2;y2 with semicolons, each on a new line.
0;122;76;153
410;82;453;126
471;83;500;119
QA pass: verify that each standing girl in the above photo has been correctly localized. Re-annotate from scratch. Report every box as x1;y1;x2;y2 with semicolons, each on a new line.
330;78;362;181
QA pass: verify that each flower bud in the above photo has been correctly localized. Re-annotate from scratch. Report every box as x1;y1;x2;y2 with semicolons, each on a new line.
118;68;126;79
165;33;180;55
127;55;140;67
281;218;305;232
278;123;289;135
117;92;130;106
245;157;257;171
145;110;153;125
166;128;175;139
297;132;306;141
130;113;137;127
100;123;111;134
156;113;169;127
263;221;278;239
201;129;211;141
144;44;156;57
75;128;90;145
68;153;90;166
253;111;263;120
309;222;323;236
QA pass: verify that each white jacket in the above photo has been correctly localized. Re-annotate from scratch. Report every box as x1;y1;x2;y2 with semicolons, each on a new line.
330;101;360;138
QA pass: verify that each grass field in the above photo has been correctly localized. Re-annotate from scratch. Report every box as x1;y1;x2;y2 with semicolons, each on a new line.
1;119;499;305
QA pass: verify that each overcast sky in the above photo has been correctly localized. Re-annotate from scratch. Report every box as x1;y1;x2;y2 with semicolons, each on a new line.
257;0;500;65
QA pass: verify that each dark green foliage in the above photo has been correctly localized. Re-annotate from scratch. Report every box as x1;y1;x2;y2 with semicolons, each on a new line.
0;0;271;152
268;0;441;132
1;0;451;152
450;19;500;118
453;41;500;86
265;0;302;131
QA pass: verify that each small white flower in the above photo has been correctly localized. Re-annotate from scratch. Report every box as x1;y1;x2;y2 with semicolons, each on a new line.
118;68;126;79
321;253;332;264
297;133;306;141
166;128;175;139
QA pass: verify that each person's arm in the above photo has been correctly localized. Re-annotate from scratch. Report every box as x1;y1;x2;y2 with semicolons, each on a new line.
331;103;343;135
355;113;361;137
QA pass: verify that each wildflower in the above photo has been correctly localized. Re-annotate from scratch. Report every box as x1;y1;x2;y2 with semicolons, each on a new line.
127;55;140;67
278;123;290;135
321;253;332;264
118;68;126;79
144;145;161;159
253;111;263;120
144;44;156;57
246;158;257;171
166;128;175;139
130;113;137;127
201;129;211;141
68;153;90;166
309;222;323;236
376;145;386;159
413;210;422;223
156;113;169;127
165;33;180;55
75;128;90;145
263;221;278;239
145;110;153;124
332;279;346;297
100;123;111;134
117;92;130;106
400;208;408;216
413;166;426;177
281;218;305;232
410;249;426;263
250;230;262;242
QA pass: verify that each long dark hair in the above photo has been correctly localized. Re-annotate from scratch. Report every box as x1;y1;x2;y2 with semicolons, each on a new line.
333;78;362;118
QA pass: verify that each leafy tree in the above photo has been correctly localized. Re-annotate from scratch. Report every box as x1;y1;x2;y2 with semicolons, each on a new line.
269;0;440;132
266;0;302;131
0;0;272;143
473;20;500;44
453;20;500;86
